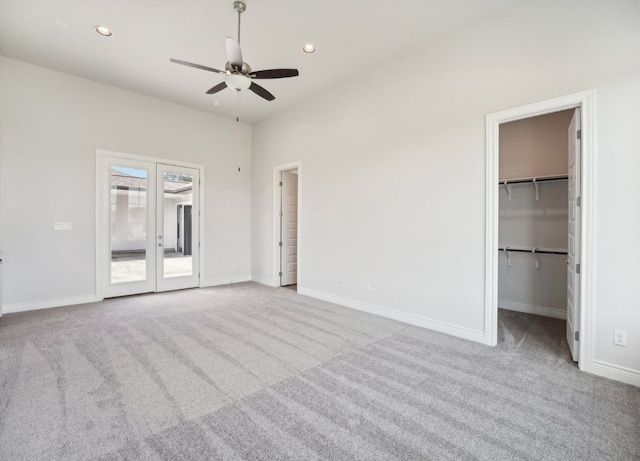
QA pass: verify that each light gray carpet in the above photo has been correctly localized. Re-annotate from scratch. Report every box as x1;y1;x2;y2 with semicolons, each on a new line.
0;283;638;460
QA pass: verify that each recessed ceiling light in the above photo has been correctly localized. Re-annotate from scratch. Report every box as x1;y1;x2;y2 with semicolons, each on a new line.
95;25;112;37
303;43;315;53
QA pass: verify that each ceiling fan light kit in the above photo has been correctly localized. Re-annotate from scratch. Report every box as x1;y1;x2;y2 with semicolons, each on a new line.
170;0;299;102
225;73;251;91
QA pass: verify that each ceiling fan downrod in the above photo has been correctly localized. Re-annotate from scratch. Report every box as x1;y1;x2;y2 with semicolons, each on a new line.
234;1;246;44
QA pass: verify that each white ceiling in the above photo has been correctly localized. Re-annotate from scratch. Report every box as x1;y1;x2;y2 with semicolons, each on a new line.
0;0;516;124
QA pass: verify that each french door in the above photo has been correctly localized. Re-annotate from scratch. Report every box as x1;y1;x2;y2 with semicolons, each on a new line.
100;155;200;298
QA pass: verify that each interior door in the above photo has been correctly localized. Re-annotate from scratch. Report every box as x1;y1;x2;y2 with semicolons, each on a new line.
104;159;157;298
566;108;581;361
156;164;200;292
280;170;298;286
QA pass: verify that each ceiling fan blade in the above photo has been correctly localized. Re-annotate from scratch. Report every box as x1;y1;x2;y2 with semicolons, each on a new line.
249;82;275;101
226;37;243;69
170;58;226;74
206;82;228;95
249;69;299;79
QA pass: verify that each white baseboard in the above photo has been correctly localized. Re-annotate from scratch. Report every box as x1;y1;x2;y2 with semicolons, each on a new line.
251;275;278;287
498;299;567;320
298;287;485;344
200;275;251;288
592;360;640;387
2;295;99;315
1;277;253;315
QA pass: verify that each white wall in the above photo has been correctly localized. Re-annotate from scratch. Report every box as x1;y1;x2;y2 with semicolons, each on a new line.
499;110;573;179
163;196;178;251
111;189;147;252
0;57;252;309
252;0;640;381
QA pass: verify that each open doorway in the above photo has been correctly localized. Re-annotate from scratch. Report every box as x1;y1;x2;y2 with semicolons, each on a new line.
497;109;577;364
273;161;302;291
280;170;298;288
485;90;596;373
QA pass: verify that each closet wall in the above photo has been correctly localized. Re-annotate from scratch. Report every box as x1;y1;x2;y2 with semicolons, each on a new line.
498;110;574;319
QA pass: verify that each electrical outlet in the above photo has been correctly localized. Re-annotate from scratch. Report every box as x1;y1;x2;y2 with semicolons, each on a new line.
364;282;371;292
613;330;627;347
339;280;345;288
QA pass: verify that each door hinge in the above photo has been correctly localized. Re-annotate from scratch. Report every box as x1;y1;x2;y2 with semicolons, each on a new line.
576;263;581;274
576;196;581;207
279;241;282;247
279;211;283;217
279;271;282;276
198;241;201;248
575;331;579;341
577;129;581;140
279;181;283;187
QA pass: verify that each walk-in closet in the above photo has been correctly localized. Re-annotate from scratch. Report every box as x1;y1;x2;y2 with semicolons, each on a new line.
497;109;579;363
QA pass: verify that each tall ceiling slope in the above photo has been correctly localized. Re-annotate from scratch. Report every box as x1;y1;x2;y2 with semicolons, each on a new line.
0;0;516;123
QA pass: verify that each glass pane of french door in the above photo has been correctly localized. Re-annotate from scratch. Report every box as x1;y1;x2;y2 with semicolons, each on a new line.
103;158;157;298
156;164;199;292
110;166;148;283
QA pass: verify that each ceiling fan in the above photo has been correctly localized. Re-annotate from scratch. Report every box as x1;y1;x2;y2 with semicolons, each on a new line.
170;1;299;102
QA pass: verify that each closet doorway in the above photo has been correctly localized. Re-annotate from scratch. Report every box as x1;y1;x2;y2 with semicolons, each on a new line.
273;161;302;290
498;109;578;360
280;170;298;287
485;90;596;372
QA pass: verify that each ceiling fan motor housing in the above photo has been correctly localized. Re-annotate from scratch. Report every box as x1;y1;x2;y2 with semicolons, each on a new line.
226;61;252;74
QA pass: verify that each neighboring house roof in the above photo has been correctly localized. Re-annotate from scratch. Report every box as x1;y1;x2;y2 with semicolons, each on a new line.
111;169;192;194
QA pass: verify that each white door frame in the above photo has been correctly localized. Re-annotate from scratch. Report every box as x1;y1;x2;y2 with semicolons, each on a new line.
484;90;597;373
272;161;302;287
95;149;205;301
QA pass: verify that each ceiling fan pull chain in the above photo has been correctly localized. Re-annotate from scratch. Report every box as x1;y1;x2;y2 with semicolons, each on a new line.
236;88;242;122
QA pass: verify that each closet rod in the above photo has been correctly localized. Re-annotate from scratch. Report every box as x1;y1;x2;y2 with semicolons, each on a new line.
499;247;568;255
499;174;568;185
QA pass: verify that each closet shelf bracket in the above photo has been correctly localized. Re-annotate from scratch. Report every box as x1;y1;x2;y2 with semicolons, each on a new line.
532;248;540;269
502;180;512;202
502;247;512;267
533;178;540;201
